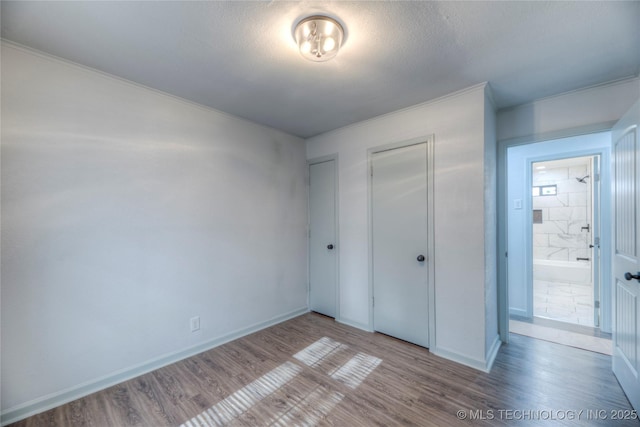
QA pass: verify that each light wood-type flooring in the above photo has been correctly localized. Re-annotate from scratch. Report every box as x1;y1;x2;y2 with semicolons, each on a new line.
10;313;637;426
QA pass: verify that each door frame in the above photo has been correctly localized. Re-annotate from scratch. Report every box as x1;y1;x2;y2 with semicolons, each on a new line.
366;135;435;348
307;154;340;320
592;155;602;326
497;123;616;342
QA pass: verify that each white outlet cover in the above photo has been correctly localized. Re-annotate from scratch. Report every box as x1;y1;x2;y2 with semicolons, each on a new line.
514;199;523;210
190;316;200;332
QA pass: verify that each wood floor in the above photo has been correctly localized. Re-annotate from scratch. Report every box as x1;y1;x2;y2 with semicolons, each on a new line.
10;313;637;426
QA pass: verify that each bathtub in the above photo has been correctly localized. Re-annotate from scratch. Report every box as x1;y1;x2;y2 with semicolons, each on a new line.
533;259;591;284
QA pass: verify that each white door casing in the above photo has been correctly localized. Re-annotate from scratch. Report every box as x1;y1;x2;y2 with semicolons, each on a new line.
592;155;602;326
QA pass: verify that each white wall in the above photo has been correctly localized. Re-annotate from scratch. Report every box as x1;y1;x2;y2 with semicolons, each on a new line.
498;77;640;142
306;83;498;371
1;43;308;420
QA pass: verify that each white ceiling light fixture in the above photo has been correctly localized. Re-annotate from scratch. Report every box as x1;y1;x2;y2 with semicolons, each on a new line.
294;15;344;62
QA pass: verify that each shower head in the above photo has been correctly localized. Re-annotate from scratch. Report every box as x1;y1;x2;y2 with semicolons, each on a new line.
576;175;589;183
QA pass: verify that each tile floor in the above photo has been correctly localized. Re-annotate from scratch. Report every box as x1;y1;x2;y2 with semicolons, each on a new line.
515;279;611;355
533;279;594;326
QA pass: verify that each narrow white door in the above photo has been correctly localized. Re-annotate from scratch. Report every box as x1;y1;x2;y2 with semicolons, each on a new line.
372;143;429;347
309;159;337;318
612;100;640;411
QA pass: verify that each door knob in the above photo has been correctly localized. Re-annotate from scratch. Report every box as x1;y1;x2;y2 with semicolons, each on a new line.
417;255;425;262
625;272;640;282
327;244;334;250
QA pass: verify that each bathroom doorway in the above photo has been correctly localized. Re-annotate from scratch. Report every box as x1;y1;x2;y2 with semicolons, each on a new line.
505;132;613;353
531;155;600;328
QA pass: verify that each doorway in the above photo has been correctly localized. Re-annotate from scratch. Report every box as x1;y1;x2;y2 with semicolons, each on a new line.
503;131;612;352
531;155;600;328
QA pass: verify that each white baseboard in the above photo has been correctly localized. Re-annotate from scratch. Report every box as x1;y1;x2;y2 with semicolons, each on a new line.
1;307;308;426
485;334;502;372
431;344;497;373
335;316;371;332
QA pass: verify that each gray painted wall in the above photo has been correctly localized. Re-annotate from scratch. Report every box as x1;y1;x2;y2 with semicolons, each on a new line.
1;44;308;415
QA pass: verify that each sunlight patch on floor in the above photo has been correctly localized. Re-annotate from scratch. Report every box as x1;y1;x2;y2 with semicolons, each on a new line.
180;361;302;427
329;352;382;389
180;337;383;426
293;336;347;367
271;386;344;427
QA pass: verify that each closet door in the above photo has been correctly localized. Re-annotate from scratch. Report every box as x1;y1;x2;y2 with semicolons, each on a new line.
309;158;337;317
372;142;429;347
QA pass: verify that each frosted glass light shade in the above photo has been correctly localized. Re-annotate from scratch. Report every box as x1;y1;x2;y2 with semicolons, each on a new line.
294;16;344;62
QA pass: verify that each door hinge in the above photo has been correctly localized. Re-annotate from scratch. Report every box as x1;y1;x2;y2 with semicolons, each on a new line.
595;300;600;309
372;296;375;307
505;251;508;258
370;164;373;176
594;173;600;182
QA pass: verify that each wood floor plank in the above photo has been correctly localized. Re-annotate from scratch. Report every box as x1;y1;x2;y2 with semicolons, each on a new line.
9;313;638;426
127;374;179;426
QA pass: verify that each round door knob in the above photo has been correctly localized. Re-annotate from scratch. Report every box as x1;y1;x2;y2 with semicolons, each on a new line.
625;272;640;282
417;255;425;262
327;244;334;250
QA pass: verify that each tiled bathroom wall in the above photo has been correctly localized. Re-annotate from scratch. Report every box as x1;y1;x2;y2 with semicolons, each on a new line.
532;157;592;261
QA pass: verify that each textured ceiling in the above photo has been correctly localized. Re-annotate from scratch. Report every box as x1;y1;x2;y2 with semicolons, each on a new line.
2;1;639;138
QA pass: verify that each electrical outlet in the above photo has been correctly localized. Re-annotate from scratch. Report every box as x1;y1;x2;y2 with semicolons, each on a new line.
190;316;200;332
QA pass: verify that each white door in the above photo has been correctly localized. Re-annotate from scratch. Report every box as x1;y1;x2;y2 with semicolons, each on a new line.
612;100;640;411
309;159;337;318
372;143;429;347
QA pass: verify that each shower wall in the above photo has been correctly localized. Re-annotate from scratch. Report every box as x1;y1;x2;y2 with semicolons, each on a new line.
532;157;592;263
